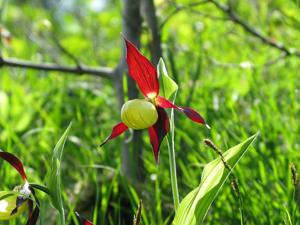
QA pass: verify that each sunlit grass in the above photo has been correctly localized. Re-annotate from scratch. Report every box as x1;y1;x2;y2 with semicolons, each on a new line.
0;0;300;224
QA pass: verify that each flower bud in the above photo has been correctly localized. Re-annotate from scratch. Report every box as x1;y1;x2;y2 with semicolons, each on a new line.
0;191;28;220
121;99;158;129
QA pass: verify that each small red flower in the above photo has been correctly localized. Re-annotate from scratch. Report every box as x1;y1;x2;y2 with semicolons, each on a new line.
101;38;208;162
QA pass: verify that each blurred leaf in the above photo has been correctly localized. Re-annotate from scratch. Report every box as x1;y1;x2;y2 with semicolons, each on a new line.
291;0;300;7
157;58;178;100
0;91;9;121
173;133;258;225
14;111;33;132
47;122;72;225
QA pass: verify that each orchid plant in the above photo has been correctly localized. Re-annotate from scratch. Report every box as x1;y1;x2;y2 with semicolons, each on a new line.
101;38;208;162
0;150;39;224
0;150;94;225
0;37;258;225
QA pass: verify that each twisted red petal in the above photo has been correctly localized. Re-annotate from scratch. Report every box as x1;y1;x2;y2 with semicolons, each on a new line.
100;122;128;147
25;187;40;225
124;38;159;98
156;96;207;125
75;212;94;225
0;150;27;181
26;200;39;225
148;107;169;162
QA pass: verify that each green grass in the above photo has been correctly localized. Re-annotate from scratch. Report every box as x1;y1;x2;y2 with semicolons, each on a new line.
0;0;300;224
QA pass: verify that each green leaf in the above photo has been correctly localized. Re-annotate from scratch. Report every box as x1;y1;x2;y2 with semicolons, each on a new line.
0;91;9;120
157;58;178;100
173;133;258;225
291;0;300;7
47;122;72;225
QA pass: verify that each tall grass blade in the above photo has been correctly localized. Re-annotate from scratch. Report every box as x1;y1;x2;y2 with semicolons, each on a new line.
47;122;72;225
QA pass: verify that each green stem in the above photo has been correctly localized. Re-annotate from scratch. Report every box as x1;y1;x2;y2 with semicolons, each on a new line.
167;102;180;211
238;197;244;225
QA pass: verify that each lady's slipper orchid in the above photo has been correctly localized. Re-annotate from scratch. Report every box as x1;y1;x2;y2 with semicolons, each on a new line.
0;150;39;225
0;191;28;220
101;38;208;162
0;150;94;225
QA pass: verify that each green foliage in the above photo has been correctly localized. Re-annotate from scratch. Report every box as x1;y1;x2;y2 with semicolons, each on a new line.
0;0;299;224
47;123;72;225
173;134;258;225
157;58;178;100
291;0;300;7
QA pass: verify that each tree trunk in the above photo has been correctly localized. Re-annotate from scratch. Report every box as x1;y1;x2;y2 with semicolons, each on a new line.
114;0;144;183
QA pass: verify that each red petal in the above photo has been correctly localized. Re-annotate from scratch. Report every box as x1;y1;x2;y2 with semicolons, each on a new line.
26;201;39;225
26;188;40;225
124;38;159;98
148;107;169;162
0;150;27;181
100;122;128;147
75;212;94;225
156;96;207;125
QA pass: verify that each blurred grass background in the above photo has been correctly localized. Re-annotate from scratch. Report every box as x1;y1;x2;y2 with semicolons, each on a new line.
0;0;300;224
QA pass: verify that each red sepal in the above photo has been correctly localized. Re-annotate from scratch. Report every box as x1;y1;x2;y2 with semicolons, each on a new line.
26;201;39;225
124;38;159;98
0;150;27;181
156;96;206;125
75;212;94;225
148;107;169;162
26;188;40;225
100;122;128;147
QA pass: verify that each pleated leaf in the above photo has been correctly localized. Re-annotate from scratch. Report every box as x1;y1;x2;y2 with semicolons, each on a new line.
173;133;258;225
157;58;178;100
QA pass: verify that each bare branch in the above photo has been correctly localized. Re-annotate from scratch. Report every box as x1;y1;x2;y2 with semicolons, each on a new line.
0;57;114;79
160;7;181;29
188;9;228;21
205;52;288;69
51;33;82;69
160;0;210;29
209;0;300;57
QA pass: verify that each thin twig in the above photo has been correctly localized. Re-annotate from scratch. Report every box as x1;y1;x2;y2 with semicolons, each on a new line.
208;0;300;57
262;53;288;67
160;6;181;29
206;52;288;69
189;8;228;21
160;0;210;29
0;56;114;79
51;33;82;69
